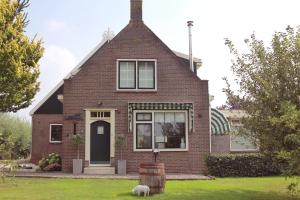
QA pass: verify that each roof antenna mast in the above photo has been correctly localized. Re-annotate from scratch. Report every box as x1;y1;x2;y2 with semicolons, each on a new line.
187;21;194;72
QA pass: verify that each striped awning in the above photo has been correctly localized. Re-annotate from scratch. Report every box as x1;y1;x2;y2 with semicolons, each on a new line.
211;108;230;135
128;102;194;132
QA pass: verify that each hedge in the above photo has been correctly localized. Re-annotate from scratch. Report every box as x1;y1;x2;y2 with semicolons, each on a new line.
206;153;282;177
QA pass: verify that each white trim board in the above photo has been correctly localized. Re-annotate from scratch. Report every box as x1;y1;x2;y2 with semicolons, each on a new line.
29;39;200;116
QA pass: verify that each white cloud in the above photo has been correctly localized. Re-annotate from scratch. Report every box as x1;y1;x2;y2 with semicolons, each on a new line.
46;20;66;32
42;45;76;70
39;45;77;88
17;45;77;119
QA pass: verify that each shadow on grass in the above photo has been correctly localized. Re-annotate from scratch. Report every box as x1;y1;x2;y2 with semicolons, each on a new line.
117;192;154;198
117;189;298;200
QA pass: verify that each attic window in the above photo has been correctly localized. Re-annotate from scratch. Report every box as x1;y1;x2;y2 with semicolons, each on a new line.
117;60;156;91
138;61;155;89
118;61;136;89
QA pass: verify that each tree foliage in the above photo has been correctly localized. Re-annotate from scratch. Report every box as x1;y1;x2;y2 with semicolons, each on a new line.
0;113;31;159
223;26;300;175
0;0;44;112
71;134;83;160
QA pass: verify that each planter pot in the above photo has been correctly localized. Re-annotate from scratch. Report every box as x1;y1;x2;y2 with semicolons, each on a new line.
72;159;83;174
117;160;127;175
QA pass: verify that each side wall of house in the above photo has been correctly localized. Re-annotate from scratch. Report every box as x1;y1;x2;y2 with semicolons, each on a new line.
211;135;230;153
61;23;210;173
31;114;63;164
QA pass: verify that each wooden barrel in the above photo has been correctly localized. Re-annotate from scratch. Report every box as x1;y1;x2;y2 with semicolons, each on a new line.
139;163;166;195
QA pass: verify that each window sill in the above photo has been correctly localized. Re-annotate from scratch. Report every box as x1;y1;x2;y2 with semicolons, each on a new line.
230;149;259;153
116;89;157;93
134;148;188;152
49;141;62;144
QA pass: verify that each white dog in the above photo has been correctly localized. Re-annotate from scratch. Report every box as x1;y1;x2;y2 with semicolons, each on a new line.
132;185;150;196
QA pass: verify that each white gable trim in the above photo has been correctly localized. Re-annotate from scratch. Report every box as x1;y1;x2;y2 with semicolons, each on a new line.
29;40;109;115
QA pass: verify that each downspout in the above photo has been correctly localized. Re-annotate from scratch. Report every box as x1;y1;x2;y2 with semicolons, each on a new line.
209;95;214;153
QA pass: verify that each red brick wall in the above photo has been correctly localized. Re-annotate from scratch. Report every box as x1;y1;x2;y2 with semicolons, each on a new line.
60;21;210;174
211;135;230;153
61;120;85;172
31;114;63;164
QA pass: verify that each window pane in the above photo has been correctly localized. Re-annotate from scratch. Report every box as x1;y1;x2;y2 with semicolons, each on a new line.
91;112;97;118
138;61;154;89
231;136;257;151
51;125;62;142
165;112;174;123
174;113;186;148
154;113;165;148
136;124;152;149
119;61;135;89
104;112;110;117
175;113;185;123
154;112;186;149
136;113;152;121
154;113;164;122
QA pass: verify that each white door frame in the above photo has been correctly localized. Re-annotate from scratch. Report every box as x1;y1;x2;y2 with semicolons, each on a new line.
84;109;116;166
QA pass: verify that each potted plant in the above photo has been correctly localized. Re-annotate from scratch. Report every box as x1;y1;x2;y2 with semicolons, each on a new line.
115;135;127;175
71;134;83;174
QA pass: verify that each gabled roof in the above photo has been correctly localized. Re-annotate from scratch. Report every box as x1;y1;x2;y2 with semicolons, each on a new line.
29;40;109;115
30;31;202;116
219;109;248;119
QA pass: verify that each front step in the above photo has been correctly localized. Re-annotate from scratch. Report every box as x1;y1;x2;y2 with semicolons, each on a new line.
84;166;115;175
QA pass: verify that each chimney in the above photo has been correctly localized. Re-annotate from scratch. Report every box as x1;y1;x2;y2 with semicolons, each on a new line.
130;0;143;22
187;21;194;72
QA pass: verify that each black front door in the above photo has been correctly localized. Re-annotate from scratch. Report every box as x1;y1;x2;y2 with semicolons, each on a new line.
90;121;110;164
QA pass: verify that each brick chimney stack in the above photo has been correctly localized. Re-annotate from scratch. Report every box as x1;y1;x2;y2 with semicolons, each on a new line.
130;0;143;23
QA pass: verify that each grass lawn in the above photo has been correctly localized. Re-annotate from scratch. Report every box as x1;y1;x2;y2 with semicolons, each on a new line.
0;177;299;200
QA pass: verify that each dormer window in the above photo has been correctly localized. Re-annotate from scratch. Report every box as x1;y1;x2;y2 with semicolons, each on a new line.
117;59;156;91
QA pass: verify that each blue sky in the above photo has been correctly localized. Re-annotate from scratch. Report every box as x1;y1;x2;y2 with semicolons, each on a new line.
17;0;300;119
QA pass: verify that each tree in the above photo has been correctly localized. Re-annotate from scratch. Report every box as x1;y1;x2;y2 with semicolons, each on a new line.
115;135;127;161
223;26;300;175
0;113;31;159
71;134;83;159
0;0;44;112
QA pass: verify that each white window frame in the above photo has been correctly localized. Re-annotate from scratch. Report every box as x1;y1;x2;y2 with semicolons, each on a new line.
133;110;189;152
49;124;63;143
116;59;157;92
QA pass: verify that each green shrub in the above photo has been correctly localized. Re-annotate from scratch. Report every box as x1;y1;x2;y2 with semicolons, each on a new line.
206;153;282;177
38;157;48;171
38;153;61;171
47;153;61;165
0;160;17;182
43;163;62;172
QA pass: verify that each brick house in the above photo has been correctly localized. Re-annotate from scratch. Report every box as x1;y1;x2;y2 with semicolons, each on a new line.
30;0;210;174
